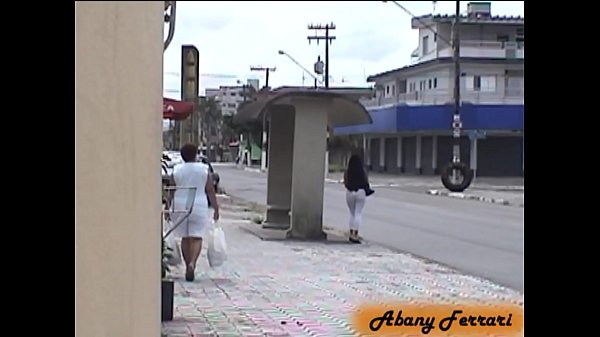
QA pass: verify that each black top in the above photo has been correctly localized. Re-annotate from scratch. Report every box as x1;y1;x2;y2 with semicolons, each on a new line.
344;166;369;192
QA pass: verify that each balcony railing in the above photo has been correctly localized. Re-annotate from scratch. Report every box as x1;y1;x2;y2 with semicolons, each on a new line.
360;87;523;108
416;40;524;62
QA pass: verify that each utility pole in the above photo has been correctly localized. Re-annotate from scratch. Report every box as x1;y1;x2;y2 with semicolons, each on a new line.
307;23;336;88
250;66;276;171
438;0;473;192
451;1;462;165
250;66;276;89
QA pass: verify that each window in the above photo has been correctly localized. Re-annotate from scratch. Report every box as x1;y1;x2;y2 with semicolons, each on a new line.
467;75;496;92
422;35;429;55
497;34;509;42
428;79;432;89
474;76;481;90
516;28;524;42
433;33;437;42
433;78;437;88
497;34;509;47
230;92;236;96
392;85;396;96
227;103;236;108
386;85;390;95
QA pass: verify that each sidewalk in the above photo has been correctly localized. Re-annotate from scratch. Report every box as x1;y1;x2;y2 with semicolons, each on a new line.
162;196;524;337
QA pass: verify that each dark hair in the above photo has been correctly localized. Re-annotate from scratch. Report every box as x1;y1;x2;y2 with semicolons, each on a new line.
180;143;198;162
347;154;364;178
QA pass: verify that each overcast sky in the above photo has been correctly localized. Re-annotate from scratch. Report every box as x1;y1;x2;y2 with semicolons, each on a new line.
163;1;524;98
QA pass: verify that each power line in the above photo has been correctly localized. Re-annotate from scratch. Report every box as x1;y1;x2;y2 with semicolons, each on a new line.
384;1;452;46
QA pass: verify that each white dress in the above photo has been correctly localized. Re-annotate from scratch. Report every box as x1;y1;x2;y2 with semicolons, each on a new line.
171;162;210;238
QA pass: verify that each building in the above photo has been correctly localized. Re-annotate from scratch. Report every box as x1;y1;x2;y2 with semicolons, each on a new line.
205;79;260;116
76;2;162;337
334;2;524;177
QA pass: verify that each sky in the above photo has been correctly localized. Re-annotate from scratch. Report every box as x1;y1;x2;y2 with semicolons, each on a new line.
163;1;524;99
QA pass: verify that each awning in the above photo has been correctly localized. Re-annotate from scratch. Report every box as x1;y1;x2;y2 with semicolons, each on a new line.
234;87;373;127
163;97;194;120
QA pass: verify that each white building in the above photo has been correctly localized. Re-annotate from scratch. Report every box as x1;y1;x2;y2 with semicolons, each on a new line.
205;79;260;116
335;2;525;177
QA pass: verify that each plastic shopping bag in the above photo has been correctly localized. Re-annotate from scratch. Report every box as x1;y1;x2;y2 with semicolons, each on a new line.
163;216;182;266
207;222;227;268
165;234;182;266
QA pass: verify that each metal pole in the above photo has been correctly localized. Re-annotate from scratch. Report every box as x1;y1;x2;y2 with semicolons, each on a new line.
452;0;462;163
325;27;330;88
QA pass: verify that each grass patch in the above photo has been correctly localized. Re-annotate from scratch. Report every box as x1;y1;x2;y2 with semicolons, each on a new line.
328;164;345;173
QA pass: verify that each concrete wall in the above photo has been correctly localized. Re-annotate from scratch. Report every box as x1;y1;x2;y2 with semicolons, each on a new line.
75;2;163;337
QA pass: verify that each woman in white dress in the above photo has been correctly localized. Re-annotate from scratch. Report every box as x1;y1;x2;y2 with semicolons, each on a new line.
171;143;220;281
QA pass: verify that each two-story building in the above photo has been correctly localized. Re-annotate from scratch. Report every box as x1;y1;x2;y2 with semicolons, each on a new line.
335;2;524;177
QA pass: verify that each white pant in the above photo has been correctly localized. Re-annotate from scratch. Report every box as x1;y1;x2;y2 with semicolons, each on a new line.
346;189;366;231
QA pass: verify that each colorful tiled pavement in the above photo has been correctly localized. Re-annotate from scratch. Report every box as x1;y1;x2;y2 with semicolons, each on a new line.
162;199;523;337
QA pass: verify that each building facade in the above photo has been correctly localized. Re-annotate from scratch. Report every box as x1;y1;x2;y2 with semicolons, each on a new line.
205;79;260;116
334;2;524;177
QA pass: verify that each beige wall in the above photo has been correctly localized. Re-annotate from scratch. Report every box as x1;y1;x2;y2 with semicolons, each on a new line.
75;2;163;337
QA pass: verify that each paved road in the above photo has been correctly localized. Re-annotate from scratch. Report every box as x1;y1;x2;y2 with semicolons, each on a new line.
216;164;524;292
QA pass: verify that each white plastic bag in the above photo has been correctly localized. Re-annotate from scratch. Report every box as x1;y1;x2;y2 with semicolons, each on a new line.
163;216;182;266
207;222;227;268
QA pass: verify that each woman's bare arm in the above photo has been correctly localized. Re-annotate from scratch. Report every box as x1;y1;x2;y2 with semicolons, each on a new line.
205;173;220;221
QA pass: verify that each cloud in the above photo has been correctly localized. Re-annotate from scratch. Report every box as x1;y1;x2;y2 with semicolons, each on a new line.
162;1;524;91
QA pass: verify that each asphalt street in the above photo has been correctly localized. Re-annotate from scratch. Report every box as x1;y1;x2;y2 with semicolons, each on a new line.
215;164;524;292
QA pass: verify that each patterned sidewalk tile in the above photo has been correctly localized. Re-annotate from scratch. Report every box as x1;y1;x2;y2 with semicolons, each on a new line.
162;207;523;336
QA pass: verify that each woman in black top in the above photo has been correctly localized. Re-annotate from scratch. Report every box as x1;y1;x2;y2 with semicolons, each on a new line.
343;154;373;243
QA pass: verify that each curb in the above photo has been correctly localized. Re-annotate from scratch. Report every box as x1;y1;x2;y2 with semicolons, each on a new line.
427;189;524;207
243;167;263;173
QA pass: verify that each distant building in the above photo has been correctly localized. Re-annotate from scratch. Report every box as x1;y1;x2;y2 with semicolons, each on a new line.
247;78;260;91
335;2;524;177
204;79;259;116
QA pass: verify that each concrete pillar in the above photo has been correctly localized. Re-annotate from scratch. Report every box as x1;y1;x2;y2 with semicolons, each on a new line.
261;114;268;171
432;135;438;173
264;105;295;229
416;135;422;174
325;150;329;178
76;2;163;336
287;98;329;240
325;130;330;178
397;135;403;171
470;137;478;178
379;136;385;170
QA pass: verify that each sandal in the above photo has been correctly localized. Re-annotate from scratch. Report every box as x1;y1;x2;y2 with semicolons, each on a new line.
349;230;361;244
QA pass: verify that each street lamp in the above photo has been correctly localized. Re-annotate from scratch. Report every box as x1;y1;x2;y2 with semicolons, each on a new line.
278;50;322;87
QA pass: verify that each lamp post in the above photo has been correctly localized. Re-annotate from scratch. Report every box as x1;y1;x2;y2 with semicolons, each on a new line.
278;50;321;88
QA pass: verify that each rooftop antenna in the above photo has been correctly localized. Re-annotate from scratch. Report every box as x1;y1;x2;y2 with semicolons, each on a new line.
432;1;437;14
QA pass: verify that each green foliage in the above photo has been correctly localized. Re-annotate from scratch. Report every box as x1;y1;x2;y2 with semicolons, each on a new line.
162;238;173;279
